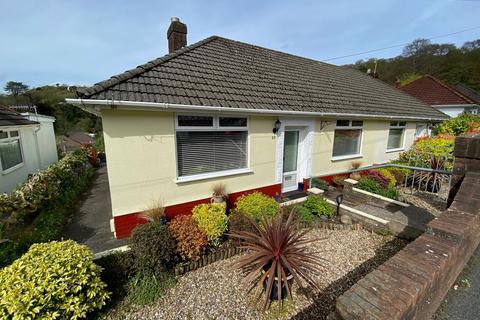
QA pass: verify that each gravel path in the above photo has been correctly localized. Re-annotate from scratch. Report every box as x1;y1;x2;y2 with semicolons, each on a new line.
107;229;406;320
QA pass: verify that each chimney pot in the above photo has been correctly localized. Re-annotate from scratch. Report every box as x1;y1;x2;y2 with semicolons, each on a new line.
167;18;187;53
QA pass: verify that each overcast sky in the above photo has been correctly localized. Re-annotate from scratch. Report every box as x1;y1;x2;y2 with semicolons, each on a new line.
1;0;479;91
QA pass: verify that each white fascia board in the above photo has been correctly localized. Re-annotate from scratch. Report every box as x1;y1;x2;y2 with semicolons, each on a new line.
0;124;39;130
21;112;56;122
66;98;448;122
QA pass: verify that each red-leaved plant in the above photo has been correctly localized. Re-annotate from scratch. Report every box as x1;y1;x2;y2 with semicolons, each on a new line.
230;209;325;309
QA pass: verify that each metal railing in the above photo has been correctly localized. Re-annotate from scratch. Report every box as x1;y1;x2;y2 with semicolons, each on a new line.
309;162;453;201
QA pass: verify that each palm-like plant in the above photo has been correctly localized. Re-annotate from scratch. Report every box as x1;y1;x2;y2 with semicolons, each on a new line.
230;210;325;309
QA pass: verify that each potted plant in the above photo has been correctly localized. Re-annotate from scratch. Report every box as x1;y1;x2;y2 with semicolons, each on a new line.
230;210;324;309
211;183;227;206
332;175;348;190
349;161;362;180
142;200;167;224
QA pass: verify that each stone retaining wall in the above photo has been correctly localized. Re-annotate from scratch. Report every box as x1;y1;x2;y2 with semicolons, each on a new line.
328;134;480;320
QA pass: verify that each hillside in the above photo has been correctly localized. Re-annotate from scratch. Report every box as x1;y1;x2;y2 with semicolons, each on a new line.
0;84;100;135
345;38;480;91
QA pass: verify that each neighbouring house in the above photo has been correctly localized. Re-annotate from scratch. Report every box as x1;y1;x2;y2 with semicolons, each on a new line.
57;131;95;153
399;75;479;118
0;106;58;193
67;18;447;239
455;83;480;106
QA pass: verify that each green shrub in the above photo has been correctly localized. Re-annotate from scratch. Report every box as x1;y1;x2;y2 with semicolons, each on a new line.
130;223;177;274
302;195;334;218
356;177;399;200
192;203;228;246
0;149;89;228
125;272;176;307
228;209;257;235
0;240;109;319
0;165;94;268
384;167;409;186
398;135;454;170
294;205;316;223
310;177;329;190
95;251;136;301
356;177;382;193
235;192;279;223
377;168;396;188
434;113;480;136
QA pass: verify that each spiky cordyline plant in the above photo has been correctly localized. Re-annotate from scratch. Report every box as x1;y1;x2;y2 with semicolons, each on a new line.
230;209;325;309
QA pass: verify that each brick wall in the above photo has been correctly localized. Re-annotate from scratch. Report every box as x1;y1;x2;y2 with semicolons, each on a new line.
328;134;480;320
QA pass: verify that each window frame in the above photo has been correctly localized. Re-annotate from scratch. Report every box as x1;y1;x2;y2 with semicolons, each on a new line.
175;113;249;131
174;113;250;183
331;120;364;161
0;129;25;174
386;121;406;152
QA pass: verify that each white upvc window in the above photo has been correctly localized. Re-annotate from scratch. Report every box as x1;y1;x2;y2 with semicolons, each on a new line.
387;121;406;151
332;120;363;160
175;114;249;182
0;129;24;173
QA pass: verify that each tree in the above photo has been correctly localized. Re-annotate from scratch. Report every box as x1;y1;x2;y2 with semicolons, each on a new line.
402;39;432;57
4;81;29;96
346;38;480;92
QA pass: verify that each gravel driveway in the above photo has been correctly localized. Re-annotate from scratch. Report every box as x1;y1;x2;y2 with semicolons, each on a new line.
109;229;406;320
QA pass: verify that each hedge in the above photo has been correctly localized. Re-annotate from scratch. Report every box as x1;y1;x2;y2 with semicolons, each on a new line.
0;149;93;267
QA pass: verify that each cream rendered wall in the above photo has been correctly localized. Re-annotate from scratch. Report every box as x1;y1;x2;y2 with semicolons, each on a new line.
102;110;419;217
101;110;278;217
0;126;41;193
311;119;416;176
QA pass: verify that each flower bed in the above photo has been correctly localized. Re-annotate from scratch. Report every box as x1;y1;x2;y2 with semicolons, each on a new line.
90;192;361;317
0;149;93;267
103;229;406;319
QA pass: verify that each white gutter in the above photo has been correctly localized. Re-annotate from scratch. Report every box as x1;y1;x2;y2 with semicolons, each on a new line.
66;98;447;122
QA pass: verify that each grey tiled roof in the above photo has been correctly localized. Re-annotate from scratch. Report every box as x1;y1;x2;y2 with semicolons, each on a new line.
0;106;39;127
78;36;447;120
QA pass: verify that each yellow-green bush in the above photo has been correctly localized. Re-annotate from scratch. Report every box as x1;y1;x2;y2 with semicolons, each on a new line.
0;240;109;319
377;168;397;188
192;203;228;246
235;192;279;224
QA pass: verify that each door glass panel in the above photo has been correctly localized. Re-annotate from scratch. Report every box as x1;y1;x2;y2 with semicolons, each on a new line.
283;131;299;173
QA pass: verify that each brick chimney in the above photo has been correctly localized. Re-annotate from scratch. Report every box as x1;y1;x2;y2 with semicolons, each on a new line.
167;17;187;53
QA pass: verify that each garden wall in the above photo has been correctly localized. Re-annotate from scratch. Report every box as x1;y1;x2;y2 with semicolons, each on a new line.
328;134;480;320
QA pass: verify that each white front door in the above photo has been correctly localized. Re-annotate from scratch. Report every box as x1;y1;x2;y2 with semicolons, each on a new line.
282;130;300;192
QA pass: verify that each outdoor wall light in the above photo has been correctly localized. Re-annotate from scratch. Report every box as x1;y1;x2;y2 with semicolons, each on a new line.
273;119;281;134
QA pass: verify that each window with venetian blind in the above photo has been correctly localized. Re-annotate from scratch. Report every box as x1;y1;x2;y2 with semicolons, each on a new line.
175;115;248;178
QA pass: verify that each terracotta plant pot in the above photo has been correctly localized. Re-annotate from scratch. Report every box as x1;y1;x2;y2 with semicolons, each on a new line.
350;172;361;180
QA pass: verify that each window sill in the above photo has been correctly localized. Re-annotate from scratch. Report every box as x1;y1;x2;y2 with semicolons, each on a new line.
175;168;253;183
1;162;24;175
386;148;405;153
331;154;363;162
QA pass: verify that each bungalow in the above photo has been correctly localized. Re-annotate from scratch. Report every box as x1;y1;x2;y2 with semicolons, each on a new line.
399;75;479;118
67;18;447;239
0;106;58;193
